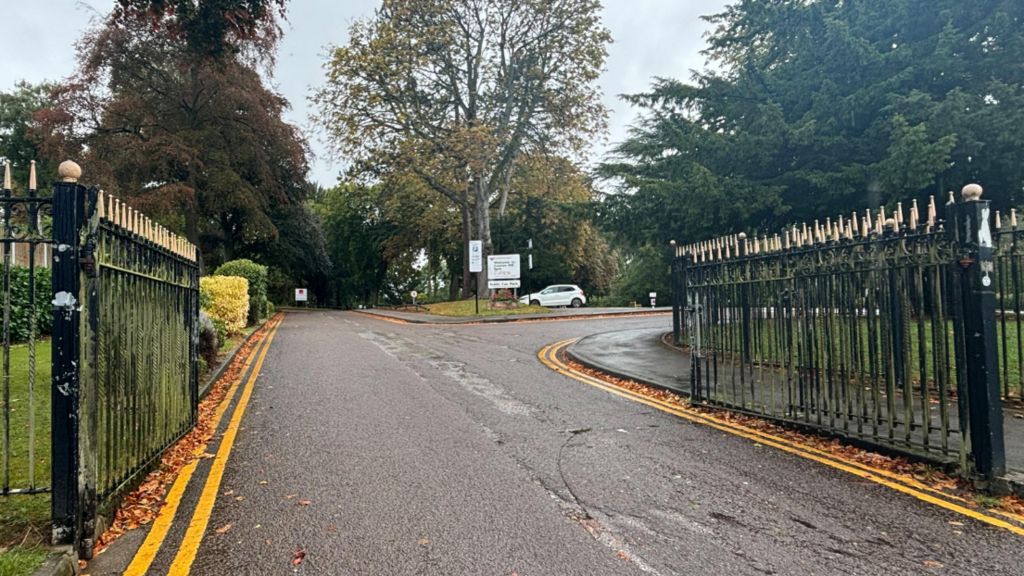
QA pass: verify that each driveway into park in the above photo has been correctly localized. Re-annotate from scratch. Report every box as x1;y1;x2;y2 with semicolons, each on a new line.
119;310;1021;575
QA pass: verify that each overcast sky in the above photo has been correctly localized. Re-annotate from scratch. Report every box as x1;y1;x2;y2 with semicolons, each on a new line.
3;0;727;186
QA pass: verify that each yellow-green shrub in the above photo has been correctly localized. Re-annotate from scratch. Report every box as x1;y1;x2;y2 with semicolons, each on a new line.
200;276;249;335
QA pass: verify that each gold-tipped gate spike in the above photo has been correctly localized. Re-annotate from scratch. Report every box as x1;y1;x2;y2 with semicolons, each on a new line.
996;210;1002;230
896;202;904;226
3;160;11;190
29;161;37;191
947;190;955;205
1012;208;1018;228
927;196;937;230
909;199;919;230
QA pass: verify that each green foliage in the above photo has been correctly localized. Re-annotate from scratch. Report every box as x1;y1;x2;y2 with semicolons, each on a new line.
200;276;249;334
0;81;55;192
312;183;392;308
4;267;52;343
601;0;1024;247
603;247;671;308
215;259;268;325
198;310;219;368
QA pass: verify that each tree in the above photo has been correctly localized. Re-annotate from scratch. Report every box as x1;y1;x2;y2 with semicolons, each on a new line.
0;82;55;192
112;0;286;58
314;0;610;296
39;4;323;287
601;0;1024;249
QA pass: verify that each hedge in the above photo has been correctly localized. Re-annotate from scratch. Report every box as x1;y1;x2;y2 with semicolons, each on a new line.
200;276;249;335
214;259;268;326
3;266;53;343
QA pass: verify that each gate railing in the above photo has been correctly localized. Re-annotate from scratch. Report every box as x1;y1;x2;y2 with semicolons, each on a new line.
50;161;199;555
672;185;1006;483
0;161;52;497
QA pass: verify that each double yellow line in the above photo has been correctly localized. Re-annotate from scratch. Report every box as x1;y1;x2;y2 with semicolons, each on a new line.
124;316;283;576
538;338;1024;537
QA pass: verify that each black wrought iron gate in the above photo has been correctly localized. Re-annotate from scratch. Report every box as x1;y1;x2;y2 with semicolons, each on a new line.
672;187;1007;485
0;160;199;557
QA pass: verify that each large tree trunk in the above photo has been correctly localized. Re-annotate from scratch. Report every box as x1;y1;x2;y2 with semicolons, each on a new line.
475;176;493;298
460;197;472;299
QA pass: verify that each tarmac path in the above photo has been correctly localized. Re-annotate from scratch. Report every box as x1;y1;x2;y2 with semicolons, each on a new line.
107;309;1022;575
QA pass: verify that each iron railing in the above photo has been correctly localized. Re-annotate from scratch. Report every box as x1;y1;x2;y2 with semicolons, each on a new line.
0;161;52;497
994;212;1024;403
673;189;1006;480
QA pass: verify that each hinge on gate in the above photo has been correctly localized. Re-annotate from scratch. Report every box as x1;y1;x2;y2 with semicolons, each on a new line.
79;235;97;278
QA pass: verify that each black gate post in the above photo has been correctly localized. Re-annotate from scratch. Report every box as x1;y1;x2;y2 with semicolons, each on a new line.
51;161;86;545
950;183;1006;483
670;240;681;345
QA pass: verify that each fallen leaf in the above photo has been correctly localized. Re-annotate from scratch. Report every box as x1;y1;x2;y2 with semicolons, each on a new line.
292;547;306;566
617;551;630;561
223;490;234;496
284;494;298;499
923;560;943;568
298;500;312;506
258;480;268;485
235;496;245;501
199;453;216;459
418;537;429;546
215;523;233;534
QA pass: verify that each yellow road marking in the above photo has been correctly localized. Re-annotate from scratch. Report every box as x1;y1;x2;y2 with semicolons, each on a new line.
538;339;1024;537
167;316;282;575
123;318;281;576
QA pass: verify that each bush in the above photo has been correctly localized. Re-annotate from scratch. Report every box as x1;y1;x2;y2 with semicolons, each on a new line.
198;310;219;368
6;266;52;343
200;276;249;335
211;317;227;349
214;259;268;325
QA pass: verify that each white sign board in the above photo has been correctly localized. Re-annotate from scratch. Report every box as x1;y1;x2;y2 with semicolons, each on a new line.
410;290;418;299
488;279;521;289
649;292;657;298
487;254;521;280
295;288;308;302
469;240;483;273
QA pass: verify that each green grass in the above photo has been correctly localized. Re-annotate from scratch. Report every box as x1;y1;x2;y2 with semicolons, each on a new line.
696;315;1024;396
0;341;52;555
424;298;551;317
0;545;49;576
218;324;258;355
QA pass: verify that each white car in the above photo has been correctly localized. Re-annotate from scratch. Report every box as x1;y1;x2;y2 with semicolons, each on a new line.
519;284;587;308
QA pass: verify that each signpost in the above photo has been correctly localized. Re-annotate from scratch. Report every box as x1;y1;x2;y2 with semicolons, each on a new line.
295;288;308;306
469;240;483;314
411;290;418;307
488;254;521;291
649;291;657;308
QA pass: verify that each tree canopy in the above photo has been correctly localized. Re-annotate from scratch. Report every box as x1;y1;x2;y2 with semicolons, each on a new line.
600;0;1024;248
37;2;328;295
314;0;611;295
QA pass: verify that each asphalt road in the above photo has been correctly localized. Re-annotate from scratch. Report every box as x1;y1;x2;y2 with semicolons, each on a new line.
174;310;1020;575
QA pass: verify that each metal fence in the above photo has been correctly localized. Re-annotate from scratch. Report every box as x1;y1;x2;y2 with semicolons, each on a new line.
0;161;51;497
673;186;1006;482
49;161;199;555
994;212;1024;403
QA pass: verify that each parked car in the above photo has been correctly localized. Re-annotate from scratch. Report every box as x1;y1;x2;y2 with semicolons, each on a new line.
519;284;587;308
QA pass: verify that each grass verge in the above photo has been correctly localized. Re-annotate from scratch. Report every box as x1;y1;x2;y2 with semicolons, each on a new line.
424;298;550;317
0;545;49;576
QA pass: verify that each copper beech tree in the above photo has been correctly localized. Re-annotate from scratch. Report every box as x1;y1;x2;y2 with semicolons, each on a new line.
314;0;610;296
38;2;329;291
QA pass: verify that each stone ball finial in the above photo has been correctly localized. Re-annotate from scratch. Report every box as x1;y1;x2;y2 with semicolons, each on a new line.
669;239;676;246
738;232;747;239
962;183;983;202
58;160;82;183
